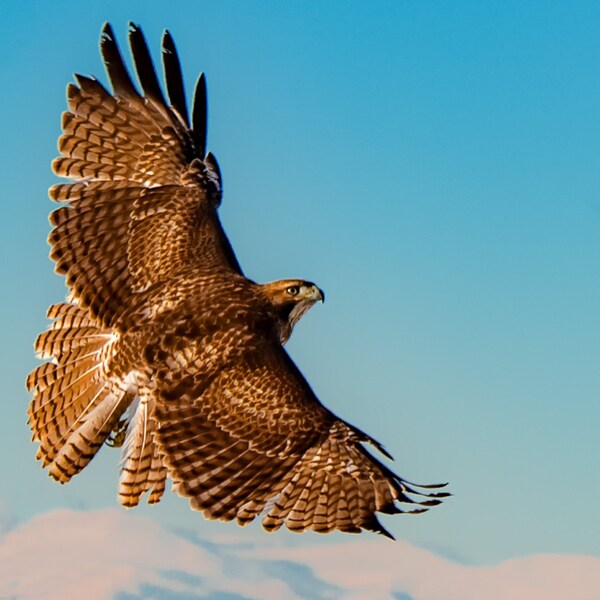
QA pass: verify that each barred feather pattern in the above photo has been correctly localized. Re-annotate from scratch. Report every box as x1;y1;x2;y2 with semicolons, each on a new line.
27;303;167;505
117;395;167;506
157;394;446;537
154;341;448;538
48;23;237;327
31;22;240;501
55;74;192;186
27;23;449;537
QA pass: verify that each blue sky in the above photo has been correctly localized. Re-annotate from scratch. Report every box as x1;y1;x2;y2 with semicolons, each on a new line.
1;0;599;591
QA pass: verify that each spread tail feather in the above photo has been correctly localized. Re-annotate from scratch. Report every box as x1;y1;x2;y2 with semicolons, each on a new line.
117;396;167;506
27;303;167;502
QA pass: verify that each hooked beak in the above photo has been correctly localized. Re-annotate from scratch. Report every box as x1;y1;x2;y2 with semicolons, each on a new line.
310;285;325;303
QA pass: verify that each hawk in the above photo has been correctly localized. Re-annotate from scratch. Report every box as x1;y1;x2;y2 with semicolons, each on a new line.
27;23;448;537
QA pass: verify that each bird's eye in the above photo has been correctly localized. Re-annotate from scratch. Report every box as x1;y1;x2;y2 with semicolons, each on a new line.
286;286;300;296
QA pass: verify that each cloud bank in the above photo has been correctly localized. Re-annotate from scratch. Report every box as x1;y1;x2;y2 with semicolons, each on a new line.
0;509;598;600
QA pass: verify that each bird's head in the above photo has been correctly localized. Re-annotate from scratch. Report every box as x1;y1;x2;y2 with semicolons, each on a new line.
259;279;324;343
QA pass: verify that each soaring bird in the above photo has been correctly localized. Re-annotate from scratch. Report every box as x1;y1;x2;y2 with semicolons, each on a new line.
27;23;448;538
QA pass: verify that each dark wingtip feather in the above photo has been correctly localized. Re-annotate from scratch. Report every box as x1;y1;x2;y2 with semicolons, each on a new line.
192;73;207;157
411;481;450;489
100;22;138;98
427;491;452;498
128;22;165;105
345;421;394;460
162;29;189;127
73;73;92;86
371;516;396;540
371;439;394;460
417;499;443;507
204;152;222;191
406;508;429;515
400;480;452;501
73;73;109;96
379;502;403;515
101;21;112;38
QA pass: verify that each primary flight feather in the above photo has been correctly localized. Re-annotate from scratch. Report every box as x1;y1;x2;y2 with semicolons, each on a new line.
27;22;448;538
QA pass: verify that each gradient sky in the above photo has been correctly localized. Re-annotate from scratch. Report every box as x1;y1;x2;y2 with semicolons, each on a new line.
1;0;599;589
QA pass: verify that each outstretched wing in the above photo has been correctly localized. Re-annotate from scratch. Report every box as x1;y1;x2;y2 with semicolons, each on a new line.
154;340;448;537
50;22;241;325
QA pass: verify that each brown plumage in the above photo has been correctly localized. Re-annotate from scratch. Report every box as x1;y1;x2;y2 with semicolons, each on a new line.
27;22;448;537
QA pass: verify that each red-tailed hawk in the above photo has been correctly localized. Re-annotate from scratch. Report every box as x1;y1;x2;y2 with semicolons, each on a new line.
27;23;448;537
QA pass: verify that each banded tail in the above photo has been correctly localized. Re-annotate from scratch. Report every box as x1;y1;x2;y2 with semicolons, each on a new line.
27;302;166;505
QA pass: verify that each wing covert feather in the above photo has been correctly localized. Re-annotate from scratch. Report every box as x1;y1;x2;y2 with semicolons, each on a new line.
29;22;448;538
50;24;241;324
155;343;447;537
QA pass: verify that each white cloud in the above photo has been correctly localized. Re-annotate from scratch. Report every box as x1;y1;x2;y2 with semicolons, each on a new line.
0;509;302;600
0;509;598;600
257;541;600;600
